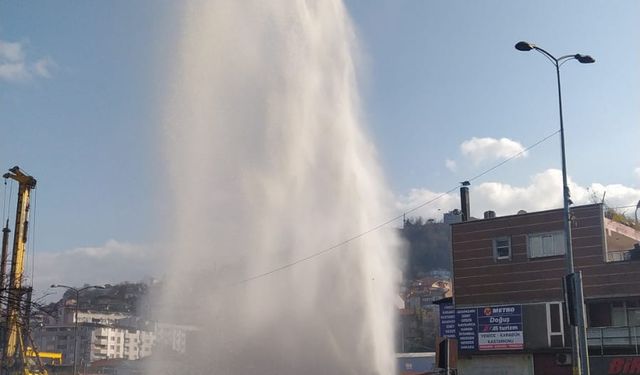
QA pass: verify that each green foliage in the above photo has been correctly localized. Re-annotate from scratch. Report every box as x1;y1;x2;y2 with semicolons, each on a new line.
588;190;639;229
62;282;150;314
605;206;638;229
399;218;451;280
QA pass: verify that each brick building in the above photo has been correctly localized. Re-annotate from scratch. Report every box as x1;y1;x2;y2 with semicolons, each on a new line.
447;203;640;374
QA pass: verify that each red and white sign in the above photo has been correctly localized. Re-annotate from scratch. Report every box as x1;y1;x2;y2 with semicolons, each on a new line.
477;305;524;351
608;357;640;374
478;331;524;350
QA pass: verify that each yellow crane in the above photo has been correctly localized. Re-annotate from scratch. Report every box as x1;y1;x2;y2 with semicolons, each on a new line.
1;166;47;375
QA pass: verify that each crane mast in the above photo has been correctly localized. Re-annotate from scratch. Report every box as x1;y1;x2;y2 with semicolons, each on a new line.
1;166;46;375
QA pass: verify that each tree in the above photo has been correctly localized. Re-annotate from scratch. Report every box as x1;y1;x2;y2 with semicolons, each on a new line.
399;218;451;280
588;190;639;229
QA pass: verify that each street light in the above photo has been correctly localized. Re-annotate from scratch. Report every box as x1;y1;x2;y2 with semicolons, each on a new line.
515;41;594;375
50;284;105;375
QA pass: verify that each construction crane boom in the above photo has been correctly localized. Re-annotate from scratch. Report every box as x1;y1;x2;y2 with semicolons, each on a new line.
1;166;46;375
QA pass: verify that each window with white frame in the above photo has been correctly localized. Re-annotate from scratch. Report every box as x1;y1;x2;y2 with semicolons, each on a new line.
546;302;565;347
528;231;566;258
493;237;511;260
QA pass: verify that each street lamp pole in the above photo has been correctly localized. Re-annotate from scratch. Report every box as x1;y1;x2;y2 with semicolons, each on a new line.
515;41;594;375
51;284;104;375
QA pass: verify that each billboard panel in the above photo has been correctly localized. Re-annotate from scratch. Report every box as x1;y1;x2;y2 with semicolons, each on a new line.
438;304;524;352
477;305;523;351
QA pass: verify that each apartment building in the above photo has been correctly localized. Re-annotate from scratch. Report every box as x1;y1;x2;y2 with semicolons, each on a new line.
33;324;155;366
444;203;640;375
152;321;197;354
88;326;155;361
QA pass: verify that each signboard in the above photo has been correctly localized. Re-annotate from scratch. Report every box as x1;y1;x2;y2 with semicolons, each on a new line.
589;355;640;375
439;302;456;339
607;357;640;375
455;308;478;351
437;304;523;352
477;305;523;350
421;295;438;308
396;353;436;375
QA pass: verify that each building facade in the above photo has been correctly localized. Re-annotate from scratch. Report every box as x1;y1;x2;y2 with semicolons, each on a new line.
32;308;196;368
33;324;155;366
448;203;640;374
152;321;196;354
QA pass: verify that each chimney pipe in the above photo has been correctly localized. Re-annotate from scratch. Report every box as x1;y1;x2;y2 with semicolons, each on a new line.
460;182;470;222
484;210;496;219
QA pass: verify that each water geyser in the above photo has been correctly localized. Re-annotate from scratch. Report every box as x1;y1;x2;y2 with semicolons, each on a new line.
152;1;400;374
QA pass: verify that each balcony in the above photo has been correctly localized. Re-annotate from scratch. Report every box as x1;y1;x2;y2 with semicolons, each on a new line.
605;218;640;263
587;326;640;354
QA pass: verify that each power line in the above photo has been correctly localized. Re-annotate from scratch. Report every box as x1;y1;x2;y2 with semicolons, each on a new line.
236;186;460;285
29;189;37;288
608;204;640;210
467;130;559;183
236;129;561;285
2;178;7;224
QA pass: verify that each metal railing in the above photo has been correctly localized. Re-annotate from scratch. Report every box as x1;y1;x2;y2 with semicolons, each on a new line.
606;250;636;262
587;326;640;355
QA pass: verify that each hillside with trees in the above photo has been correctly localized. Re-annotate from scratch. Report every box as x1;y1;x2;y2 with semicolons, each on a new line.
399;218;451;280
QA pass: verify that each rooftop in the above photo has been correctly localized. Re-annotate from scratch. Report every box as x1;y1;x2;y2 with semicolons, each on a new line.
605;217;640;253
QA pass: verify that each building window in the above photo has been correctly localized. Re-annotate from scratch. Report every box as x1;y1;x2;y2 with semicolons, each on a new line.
588;302;612;327
493;237;511;260
528;231;565;258
612;301;628;326
546;302;565;347
588;300;640;327
628;308;640;326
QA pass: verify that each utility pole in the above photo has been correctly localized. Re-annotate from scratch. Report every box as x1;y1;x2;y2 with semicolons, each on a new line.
515;41;595;375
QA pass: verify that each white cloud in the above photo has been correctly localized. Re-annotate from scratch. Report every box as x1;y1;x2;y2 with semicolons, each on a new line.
0;62;29;82
31;240;162;300
460;137;527;164
27;170;640;300
0;39;54;82
32;57;54;78
396;168;640;221
587;183;640;212
445;158;457;172
0;40;24;61
395;188;461;220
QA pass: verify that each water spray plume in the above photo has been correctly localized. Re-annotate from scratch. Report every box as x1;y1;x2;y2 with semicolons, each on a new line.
150;1;401;374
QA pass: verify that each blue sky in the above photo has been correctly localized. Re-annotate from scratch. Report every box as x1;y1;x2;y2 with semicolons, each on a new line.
347;0;639;191
1;1;639;291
